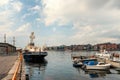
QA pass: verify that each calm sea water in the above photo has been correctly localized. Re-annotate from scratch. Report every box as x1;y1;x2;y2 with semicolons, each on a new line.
25;51;120;80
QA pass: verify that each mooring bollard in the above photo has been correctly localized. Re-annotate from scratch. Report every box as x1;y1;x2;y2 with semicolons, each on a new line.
26;74;29;80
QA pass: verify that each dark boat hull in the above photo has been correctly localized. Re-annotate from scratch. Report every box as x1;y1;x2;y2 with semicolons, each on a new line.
23;52;48;62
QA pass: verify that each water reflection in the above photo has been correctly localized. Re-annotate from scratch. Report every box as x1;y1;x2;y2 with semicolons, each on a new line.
74;67;111;78
25;51;120;80
25;59;47;79
84;70;111;78
115;68;120;74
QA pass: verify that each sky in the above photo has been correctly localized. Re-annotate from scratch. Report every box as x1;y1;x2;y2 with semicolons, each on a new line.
0;0;120;48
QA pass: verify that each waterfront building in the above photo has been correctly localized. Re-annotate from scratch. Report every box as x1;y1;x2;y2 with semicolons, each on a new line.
117;44;120;50
57;45;66;51
46;42;119;51
0;43;16;54
96;42;118;51
93;45;100;51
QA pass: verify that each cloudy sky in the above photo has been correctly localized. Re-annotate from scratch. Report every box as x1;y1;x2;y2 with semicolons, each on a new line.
0;0;120;48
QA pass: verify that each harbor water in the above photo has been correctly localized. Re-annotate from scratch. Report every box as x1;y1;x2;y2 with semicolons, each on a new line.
25;51;120;80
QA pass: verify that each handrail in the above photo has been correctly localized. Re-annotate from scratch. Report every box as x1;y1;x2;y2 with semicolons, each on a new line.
12;53;23;80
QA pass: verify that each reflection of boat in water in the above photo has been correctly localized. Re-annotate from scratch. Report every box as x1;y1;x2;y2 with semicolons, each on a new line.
25;59;47;79
73;66;111;78
23;32;48;62
25;59;47;70
84;70;111;78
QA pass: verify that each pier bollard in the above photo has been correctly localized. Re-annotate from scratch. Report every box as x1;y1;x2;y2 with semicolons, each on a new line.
26;74;29;80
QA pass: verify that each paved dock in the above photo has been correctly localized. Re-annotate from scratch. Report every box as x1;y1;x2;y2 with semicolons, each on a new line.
0;54;17;79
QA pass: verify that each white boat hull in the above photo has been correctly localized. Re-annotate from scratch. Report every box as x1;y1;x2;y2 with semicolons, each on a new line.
95;53;111;58
86;64;110;70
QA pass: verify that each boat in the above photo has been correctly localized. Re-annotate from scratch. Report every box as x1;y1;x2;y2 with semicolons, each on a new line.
72;55;97;67
23;32;48;62
95;49;112;60
112;53;120;62
85;61;111;70
73;61;83;67
72;57;83;67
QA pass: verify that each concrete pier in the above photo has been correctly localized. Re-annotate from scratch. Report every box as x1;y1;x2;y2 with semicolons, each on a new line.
0;54;17;79
0;53;25;80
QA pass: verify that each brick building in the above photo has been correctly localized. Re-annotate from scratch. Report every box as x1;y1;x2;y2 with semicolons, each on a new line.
96;42;118;51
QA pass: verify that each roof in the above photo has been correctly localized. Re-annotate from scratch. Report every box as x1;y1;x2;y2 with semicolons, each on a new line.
0;42;16;48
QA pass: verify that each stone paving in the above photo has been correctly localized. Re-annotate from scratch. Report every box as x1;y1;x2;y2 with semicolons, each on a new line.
0;54;17;79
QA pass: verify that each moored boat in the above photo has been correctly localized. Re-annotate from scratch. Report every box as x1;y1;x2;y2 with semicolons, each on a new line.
73;61;83;67
112;53;120;62
72;55;97;67
95;49;112;60
85;61;111;70
23;32;48;62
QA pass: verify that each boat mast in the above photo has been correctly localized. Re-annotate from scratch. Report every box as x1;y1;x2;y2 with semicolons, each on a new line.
29;32;35;45
30;32;35;46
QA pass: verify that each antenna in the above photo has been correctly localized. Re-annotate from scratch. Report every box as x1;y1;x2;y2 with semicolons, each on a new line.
13;36;15;46
4;34;6;43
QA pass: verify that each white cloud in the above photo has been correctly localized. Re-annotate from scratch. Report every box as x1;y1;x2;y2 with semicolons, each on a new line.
42;0;120;26
16;23;31;32
0;0;9;6
42;0;90;26
70;24;120;44
0;10;11;24
36;18;41;21
21;13;31;21
26;5;42;22
0;10;14;36
0;1;23;25
36;18;44;24
11;1;22;12
30;5;41;11
29;5;42;16
0;0;23;37
41;0;120;44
